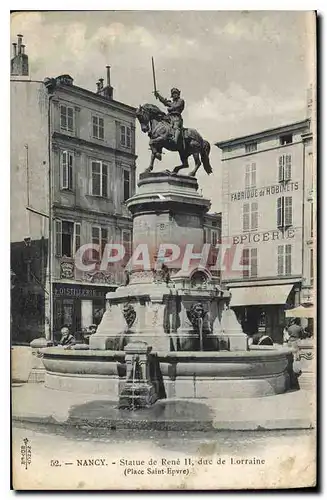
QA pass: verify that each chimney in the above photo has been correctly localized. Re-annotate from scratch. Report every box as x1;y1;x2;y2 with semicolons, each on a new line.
99;78;104;90
106;65;111;87
17;34;23;54
96;81;101;92
11;34;29;76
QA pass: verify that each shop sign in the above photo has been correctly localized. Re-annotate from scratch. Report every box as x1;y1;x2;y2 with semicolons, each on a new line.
54;284;110;298
232;228;295;245
231;182;299;202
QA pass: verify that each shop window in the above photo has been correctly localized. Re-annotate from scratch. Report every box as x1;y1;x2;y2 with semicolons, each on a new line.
55;220;81;258
245;163;256;189
93;300;105;326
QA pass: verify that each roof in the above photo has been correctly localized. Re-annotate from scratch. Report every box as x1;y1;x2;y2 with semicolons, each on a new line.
215;119;310;150
55;81;136;114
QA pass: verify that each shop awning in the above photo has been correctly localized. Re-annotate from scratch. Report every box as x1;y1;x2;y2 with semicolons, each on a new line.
285;305;315;318
229;284;294;307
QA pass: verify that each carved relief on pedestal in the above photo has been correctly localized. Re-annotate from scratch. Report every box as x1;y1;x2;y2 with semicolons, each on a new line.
123;303;137;329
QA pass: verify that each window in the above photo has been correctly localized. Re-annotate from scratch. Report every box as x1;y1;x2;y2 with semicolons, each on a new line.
211;229;218;247
280;133;293;145
277;196;293;228
60;105;74;132
122;229;132;262
92;226;108;260
61;151;73;190
120;125;131;148
245;163;256;189
91;161;108;197
243;202;258;231
123;169;131;201
277;244;292;275
245;142;257;153
242;248;257;278
55;220;81;258
310;249;314;286
92;116;104;140
278;154;292;182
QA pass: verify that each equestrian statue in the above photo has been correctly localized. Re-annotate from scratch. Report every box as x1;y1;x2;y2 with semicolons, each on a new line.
136;58;212;177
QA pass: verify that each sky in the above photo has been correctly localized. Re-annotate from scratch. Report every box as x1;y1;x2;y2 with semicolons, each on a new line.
10;10;315;212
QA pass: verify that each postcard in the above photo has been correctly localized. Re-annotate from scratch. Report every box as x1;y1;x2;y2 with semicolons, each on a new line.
11;10;316;490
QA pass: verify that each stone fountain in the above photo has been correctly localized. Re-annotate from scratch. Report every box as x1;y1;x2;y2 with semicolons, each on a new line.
40;171;293;403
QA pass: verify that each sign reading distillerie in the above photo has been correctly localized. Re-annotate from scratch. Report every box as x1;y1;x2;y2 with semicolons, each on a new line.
231;182;299;202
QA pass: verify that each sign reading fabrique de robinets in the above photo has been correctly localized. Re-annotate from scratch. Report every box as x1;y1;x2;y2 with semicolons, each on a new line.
11;10;317;491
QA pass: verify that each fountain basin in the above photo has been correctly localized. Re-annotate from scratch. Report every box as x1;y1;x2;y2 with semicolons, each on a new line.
40;346;293;399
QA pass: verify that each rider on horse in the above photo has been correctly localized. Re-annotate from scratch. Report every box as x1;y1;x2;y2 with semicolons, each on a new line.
154;88;185;149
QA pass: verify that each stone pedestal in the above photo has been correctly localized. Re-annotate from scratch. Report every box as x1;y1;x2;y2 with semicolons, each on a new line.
118;341;158;409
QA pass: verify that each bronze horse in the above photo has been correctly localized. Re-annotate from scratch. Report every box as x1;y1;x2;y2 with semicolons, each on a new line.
136;103;212;176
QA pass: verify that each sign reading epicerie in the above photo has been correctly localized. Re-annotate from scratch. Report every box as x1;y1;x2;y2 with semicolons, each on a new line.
232;228;295;244
230;182;299;202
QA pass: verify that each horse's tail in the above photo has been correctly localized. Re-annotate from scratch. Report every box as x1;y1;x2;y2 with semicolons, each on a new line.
200;140;212;175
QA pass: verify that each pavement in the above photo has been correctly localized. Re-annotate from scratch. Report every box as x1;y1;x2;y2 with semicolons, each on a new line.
12;382;316;432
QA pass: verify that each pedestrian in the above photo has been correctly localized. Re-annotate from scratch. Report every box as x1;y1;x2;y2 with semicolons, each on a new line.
59;325;76;347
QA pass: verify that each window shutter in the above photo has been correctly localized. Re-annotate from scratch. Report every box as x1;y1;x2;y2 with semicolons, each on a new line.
92;116;98;138
251;163;256;188
55;220;62;257
278;156;284;182
284;196;292;226
127;127;131;147
277;245;284;275
277;197;284;228
243;203;250;231
67;107;74;131
285;244;292;275
122;230;132;261
91;161;101;196
242;248;250;278
68;153;73;190
285;155;292;181
120;125;126;145
251;202;258;230
102;163;108;197
99;118;104;139
245;164;250;189
60;105;67;130
61;151;68;189
251;248;258;277
74;223;81;254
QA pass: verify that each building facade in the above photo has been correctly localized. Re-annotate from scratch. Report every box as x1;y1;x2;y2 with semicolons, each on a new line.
11;36;136;343
216;118;314;343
